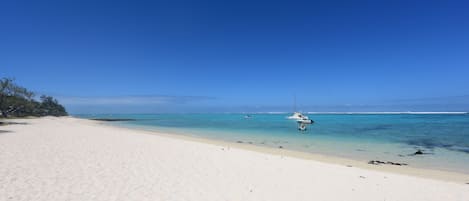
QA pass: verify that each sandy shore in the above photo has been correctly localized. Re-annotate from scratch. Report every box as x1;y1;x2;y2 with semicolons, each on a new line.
1;117;468;201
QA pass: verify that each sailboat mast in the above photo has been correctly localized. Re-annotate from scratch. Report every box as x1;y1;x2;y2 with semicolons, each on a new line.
294;95;297;112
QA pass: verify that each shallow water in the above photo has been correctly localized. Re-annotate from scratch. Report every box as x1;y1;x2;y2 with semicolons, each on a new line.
76;113;469;174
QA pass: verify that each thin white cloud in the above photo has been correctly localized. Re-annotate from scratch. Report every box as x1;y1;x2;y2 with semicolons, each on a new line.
58;95;213;105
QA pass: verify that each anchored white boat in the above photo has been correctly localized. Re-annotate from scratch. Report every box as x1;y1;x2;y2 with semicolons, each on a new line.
286;96;315;131
287;96;309;120
287;112;308;120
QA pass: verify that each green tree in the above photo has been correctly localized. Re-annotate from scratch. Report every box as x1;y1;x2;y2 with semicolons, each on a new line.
0;78;35;117
39;95;68;116
0;78;68;117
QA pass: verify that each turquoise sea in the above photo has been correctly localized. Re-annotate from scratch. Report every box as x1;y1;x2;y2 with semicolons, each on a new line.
76;113;469;174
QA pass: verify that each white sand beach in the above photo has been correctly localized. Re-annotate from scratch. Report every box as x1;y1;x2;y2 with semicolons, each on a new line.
0;117;468;201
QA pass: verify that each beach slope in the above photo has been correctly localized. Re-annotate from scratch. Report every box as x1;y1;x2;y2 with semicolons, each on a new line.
0;117;468;201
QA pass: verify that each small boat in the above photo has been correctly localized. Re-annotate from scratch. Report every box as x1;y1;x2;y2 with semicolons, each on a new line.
298;123;307;131
287;96;308;120
287;112;309;120
244;115;252;119
297;118;314;131
287;95;315;131
296;118;314;124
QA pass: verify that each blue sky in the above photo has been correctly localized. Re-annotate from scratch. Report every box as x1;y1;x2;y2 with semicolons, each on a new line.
1;0;469;113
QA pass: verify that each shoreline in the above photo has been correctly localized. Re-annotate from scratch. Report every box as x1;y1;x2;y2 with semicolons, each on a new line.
91;118;469;183
2;116;469;201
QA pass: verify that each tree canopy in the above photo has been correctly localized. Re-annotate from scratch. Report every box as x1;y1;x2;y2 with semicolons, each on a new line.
0;78;68;118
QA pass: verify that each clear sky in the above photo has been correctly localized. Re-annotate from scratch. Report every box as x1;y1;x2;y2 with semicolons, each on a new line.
1;0;469;113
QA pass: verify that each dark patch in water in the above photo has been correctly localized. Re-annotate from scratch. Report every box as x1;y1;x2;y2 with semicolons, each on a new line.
406;138;452;149
414;150;424;155
447;146;469;154
405;138;469;154
407;149;434;156
355;124;393;132
236;141;243;143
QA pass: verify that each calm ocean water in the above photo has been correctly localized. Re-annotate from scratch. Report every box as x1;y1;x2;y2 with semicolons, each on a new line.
76;113;469;173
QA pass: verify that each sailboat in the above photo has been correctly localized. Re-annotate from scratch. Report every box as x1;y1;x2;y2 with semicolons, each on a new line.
286;96;314;131
287;111;308;120
287;95;309;120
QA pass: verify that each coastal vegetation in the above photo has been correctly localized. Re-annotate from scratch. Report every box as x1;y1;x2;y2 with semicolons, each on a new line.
0;78;67;118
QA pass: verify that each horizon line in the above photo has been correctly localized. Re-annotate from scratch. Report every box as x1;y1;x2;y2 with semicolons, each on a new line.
71;111;469;115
